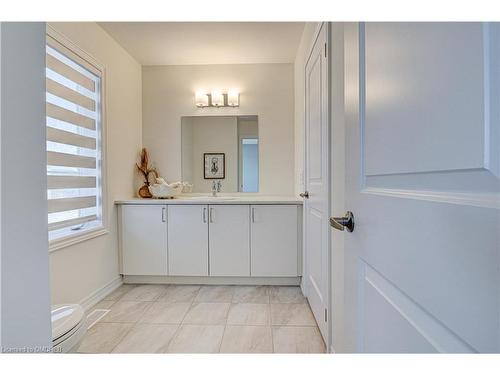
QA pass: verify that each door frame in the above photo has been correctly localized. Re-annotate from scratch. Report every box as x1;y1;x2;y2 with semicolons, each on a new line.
329;22;347;354
301;21;333;351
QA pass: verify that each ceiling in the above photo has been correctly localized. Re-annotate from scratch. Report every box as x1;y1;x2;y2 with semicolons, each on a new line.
98;22;305;66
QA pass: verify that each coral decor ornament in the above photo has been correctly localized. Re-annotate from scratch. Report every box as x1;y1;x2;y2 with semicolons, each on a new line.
136;148;158;198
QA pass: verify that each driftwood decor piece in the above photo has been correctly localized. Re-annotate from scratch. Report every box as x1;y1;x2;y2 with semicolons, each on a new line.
136;148;158;198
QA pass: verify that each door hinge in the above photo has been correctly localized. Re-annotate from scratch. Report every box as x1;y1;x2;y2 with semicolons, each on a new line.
324;43;327;58
324;308;328;322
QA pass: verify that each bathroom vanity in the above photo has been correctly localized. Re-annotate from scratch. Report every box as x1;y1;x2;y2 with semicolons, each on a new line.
116;197;303;285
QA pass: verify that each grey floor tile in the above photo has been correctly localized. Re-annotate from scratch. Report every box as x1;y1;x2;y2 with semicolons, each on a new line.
269;286;307;304
157;285;201;303
220;325;273;353
272;326;326;353
166;325;225;353
120;284;168;302
112;323;179;353
139;302;191;324
227;303;270;326
182;302;230;325
270;303;316;326
77;322;133;353
195;285;235;302
103;284;136;301
100;301;152;323
232;286;269;303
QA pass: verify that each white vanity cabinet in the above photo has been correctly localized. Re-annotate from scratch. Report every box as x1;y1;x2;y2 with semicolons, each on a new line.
168;204;209;276
250;205;299;277
117;199;302;282
209;205;250;276
119;204;167;275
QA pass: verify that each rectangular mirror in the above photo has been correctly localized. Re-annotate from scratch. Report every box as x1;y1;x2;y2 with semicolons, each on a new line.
181;115;259;193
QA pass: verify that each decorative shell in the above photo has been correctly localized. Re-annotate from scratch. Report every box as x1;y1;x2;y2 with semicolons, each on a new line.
149;184;182;199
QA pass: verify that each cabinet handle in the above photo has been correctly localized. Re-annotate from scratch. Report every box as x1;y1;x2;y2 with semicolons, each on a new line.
161;207;166;222
209;207;214;223
251;207;255;223
203;207;207;223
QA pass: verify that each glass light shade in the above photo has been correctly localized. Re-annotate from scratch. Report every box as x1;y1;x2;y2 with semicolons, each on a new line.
211;90;224;107
195;91;209;107
227;91;239;107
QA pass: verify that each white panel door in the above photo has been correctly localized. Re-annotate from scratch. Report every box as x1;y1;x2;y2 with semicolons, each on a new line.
120;205;167;275
209;205;250;276
303;23;330;342
168;204;209;276
342;23;500;353
251;205;298;277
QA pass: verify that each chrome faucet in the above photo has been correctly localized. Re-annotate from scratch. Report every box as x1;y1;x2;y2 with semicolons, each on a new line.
211;180;222;197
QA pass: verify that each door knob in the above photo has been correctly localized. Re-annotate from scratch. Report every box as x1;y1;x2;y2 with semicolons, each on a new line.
330;211;355;232
299;191;309;199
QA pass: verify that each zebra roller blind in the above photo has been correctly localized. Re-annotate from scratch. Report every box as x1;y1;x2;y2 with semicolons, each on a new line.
46;33;104;243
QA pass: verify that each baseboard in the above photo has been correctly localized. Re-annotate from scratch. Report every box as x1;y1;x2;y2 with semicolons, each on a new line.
79;276;123;312
122;275;301;286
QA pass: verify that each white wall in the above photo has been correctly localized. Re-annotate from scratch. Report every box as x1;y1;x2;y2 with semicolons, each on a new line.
1;23;52;350
142;63;295;196
294;23;321;196
48;23;143;306
181;117;194;184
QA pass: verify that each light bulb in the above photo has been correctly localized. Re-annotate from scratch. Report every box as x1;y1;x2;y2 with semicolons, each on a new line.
195;91;209;107
211;90;224;107
227;90;239;107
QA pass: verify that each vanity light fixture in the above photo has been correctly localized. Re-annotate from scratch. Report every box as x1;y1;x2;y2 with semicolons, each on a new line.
227;90;240;107
211;90;224;107
195;91;209;107
194;90;240;108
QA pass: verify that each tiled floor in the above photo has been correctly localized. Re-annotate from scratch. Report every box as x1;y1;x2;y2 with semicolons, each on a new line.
78;284;326;353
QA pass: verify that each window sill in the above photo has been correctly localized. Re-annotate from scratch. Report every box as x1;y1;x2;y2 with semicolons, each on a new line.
49;227;109;253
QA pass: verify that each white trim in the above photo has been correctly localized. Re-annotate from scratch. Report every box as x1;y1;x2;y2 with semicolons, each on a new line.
0;22;3;347
86;309;110;330
46;24;104;74
302;21;332;351
122;275;300;286
49;227;109;252
45;25;109;251
78;276;122;312
305;22;325;68
363;187;500;209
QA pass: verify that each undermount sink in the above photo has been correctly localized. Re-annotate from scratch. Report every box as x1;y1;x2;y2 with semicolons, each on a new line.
181;196;238;201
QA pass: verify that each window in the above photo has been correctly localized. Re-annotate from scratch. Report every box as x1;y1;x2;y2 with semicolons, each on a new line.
46;29;106;249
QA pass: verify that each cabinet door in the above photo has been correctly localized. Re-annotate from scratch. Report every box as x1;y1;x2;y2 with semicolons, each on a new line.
251;205;298;277
209;205;250;276
168;204;209;276
120;205;167;275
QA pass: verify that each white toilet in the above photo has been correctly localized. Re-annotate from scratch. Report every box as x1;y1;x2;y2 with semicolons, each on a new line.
51;304;87;353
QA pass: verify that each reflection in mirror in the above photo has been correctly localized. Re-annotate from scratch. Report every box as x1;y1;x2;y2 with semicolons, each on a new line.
181;116;259;193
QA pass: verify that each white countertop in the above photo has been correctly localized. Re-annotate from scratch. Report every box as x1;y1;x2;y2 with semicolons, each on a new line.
115;195;303;205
